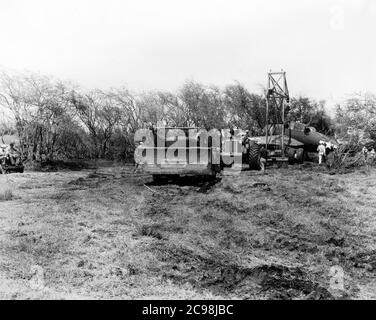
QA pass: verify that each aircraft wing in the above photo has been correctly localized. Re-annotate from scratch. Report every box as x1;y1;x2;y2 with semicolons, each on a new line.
249;135;304;147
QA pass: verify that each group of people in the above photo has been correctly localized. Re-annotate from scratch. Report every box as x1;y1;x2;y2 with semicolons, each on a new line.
362;146;376;169
0;142;20;166
317;140;376;167
316;140;336;165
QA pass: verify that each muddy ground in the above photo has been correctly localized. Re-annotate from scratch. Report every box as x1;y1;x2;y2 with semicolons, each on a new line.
0;164;375;299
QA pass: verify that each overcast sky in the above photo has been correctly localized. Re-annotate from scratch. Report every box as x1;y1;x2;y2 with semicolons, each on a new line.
0;0;375;113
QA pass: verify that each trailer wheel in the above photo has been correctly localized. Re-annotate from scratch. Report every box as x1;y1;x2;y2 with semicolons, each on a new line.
248;141;261;170
286;147;296;164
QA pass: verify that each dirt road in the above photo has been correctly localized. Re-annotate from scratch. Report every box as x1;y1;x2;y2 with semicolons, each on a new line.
0;165;375;299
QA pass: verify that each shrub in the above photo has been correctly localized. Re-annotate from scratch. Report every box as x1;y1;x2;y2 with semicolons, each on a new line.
326;143;364;170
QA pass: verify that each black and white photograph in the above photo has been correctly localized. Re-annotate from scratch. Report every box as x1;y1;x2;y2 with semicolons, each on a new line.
0;0;375;307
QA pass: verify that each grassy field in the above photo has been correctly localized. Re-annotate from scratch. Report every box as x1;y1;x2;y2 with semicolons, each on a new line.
0;164;375;299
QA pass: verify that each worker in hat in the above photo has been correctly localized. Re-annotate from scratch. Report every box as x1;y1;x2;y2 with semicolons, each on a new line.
133;138;146;173
259;146;268;173
362;146;369;170
317;141;326;165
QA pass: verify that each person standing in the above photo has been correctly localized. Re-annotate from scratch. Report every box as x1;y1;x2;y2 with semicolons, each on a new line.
259;146;267;173
317;141;326;165
362;146;368;161
362;146;369;170
133;140;145;174
369;148;375;165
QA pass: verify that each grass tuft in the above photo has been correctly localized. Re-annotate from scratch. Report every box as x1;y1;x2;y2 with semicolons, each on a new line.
0;189;13;201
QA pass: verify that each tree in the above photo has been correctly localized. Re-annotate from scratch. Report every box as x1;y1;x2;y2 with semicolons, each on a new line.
0;71;93;161
335;92;376;140
288;96;332;134
178;80;227;129
223;82;266;134
70;90;122;158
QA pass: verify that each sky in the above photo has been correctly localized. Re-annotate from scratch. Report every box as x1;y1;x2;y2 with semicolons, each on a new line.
0;0;375;114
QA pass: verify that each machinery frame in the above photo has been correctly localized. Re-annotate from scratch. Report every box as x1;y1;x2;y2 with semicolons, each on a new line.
265;70;290;159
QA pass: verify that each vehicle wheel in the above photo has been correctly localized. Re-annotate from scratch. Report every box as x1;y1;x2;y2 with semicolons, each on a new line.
248;141;261;170
286;147;296;164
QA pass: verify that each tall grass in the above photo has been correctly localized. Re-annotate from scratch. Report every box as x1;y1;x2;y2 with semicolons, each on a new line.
0;189;13;201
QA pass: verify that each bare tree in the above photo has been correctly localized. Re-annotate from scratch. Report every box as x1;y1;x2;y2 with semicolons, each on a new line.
70;89;122;158
0;71;89;161
223;82;266;133
178;80;226;129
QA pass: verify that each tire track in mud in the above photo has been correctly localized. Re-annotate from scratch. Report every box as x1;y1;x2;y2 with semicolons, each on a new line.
149;241;335;300
137;179;336;300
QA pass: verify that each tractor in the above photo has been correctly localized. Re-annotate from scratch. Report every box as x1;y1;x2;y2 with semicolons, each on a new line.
0;154;24;174
0;143;25;174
